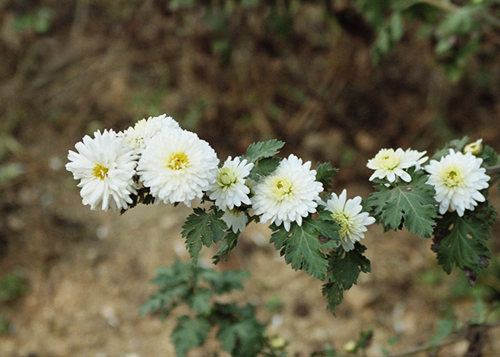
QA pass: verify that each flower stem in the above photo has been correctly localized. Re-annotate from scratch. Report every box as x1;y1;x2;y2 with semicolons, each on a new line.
486;164;500;176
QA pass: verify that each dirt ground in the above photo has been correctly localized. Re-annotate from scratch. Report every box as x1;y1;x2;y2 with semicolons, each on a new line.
1;1;500;356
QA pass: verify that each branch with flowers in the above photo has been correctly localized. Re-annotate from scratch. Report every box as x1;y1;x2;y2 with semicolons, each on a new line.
66;115;498;318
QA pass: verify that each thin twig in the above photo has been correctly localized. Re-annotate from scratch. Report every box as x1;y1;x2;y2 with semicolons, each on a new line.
420;0;460;13
386;322;500;357
486;165;500;176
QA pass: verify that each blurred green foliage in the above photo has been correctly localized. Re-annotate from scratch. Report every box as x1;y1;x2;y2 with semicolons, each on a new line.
353;0;500;79
0;270;28;303
158;0;500;80
13;7;54;34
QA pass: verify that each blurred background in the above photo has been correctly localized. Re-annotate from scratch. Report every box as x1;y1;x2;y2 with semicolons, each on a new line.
1;0;500;356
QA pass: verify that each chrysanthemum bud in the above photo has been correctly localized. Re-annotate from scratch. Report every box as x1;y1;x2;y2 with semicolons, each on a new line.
343;340;357;353
270;336;287;350
463;139;483;155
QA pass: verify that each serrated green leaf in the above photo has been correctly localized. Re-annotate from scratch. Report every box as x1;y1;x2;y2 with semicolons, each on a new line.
315;162;338;191
270;217;335;280
212;231;240;264
249;157;280;180
478;144;497;167
367;170;437;238
182;207;225;262
432;137;469;160
322;280;343;317
322;244;371;314
245;139;285;163
172;315;211;357
434;209;492;274
330;244;371;290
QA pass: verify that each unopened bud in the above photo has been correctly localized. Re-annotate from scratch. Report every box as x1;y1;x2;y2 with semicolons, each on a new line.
464;139;482;155
343;340;357;353
270;336;287;350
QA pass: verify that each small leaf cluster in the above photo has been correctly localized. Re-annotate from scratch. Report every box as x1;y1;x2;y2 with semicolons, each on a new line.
141;259;285;357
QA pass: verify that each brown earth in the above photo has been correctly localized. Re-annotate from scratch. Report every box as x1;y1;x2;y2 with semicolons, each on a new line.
1;1;500;356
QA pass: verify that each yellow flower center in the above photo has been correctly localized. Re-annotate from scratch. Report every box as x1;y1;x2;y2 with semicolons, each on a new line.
217;167;237;187
442;166;464;188
271;178;293;200
92;164;109;180
168;152;189;170
332;212;352;239
379;152;399;169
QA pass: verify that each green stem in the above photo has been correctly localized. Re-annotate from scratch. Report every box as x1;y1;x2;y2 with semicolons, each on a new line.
386;321;500;357
486;164;500;176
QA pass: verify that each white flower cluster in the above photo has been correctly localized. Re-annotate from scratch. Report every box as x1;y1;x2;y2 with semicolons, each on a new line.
66;115;219;211
67;114;376;251
367;144;491;217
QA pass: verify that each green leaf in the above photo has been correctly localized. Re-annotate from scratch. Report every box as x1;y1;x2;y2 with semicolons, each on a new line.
366;169;437;238
432;137;469;160
331;245;371;290
438;7;479;36
434;208;493;275
182;207;226;263
270;216;338;280
478;144;498;167
429;312;456;347
172;315;211;357
215;304;267;357
323;244;371;314
212;231;240;264
140;259;195;317
200;269;250;295
389;12;404;42
188;287;213;314
245;139;285;163
315;162;338;192
249;157;280;180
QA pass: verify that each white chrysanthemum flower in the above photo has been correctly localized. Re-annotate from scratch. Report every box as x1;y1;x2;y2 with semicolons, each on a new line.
137;129;219;207
404;148;428;170
208;157;254;210
252;154;323;231
121;114;181;153
425;149;490;217
367;148;417;182
222;209;248;234
325;189;375;252
66;129;137;211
